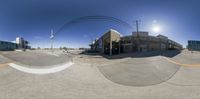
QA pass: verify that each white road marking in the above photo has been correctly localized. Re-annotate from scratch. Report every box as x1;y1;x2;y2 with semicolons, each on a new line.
8;62;73;75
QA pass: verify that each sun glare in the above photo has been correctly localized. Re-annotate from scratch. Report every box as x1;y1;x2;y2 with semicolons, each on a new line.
152;26;161;33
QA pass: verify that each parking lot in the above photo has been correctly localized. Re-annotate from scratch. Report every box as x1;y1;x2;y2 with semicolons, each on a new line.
0;50;200;99
0;50;72;67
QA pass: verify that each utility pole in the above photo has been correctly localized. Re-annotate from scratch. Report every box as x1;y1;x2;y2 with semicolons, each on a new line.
135;20;140;51
136;20;139;37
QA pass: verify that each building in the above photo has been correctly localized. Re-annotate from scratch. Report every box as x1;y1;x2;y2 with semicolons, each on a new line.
0;41;17;51
187;40;200;51
16;37;30;49
90;29;182;55
0;37;31;51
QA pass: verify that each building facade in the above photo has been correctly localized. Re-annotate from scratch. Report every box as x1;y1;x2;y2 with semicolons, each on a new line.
90;29;182;55
0;37;30;51
16;37;30;49
188;40;200;51
0;41;17;51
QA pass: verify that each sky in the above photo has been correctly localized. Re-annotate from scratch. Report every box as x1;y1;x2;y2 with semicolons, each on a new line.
0;0;199;48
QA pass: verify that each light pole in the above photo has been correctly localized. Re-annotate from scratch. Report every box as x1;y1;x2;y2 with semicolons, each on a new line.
50;29;54;53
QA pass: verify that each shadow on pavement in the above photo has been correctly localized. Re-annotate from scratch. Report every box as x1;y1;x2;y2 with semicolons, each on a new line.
82;50;181;59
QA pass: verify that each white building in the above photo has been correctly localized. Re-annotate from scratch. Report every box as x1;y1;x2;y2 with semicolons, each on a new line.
16;37;30;49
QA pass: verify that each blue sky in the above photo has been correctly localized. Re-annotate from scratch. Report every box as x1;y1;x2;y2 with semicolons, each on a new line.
0;0;199;48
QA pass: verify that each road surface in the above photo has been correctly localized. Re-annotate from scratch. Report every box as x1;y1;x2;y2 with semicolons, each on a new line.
0;50;200;99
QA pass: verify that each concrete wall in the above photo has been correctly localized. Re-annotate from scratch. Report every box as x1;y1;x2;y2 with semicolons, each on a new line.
102;29;121;55
148;42;161;51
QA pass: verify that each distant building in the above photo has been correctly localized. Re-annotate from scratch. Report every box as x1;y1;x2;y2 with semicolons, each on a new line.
16;37;30;49
0;37;31;51
0;41;17;51
188;40;200;51
90;29;182;55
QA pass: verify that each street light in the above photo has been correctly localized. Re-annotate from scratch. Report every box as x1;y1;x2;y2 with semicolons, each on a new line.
50;29;55;53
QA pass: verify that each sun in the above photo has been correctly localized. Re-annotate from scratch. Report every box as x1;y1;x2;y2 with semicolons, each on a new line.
152;26;161;33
